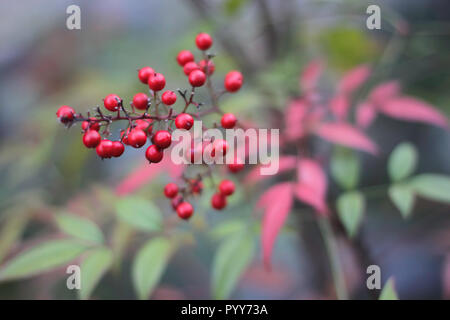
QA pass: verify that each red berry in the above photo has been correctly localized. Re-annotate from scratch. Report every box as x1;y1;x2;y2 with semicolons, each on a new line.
176;202;194;219
145;145;164;163
183;62;200;76
138;66;154;84
219;180;235;196
224;71;243;92
171;195;183;210
148;73;166;91
111;141;125;157
161;91;177;105
195;33;213;50
221;113;237;129
212;139;228;156
188;70;206;87
175;113;194;130
96;140;114;159
152;130;172;149
127;129;147;148
228;159;244;173
120;128;131;145
199;60;215;75
176;50;195;66
133;93;149;110
211;193;227;210
82;117;100;131
164;183;179;198
190;180;203;194
82;130;101;148
56;105;75;123
135;119;152;133
104;94;121;111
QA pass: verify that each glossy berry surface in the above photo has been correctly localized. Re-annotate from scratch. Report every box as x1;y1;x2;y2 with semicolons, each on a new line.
127;129;147;148
135;119;152;133
132;93;149;110
221;113;237;129
138;66;154;84
195;33;213;50
183;62;200;76
228;161;244;173
152;130;172;149
82;117;100;131
176;50;195;66
175;113;194;130
82;130;101;148
176;202;194;219
148;73;166;91
96;140;114;159
145;145;164;163
111;141;125;157
219;180;235;196
211;193;227;210
56;105;75;123
164;183;179;198
104;94;121;111
212;139;228;156
161;90;177;105
199;60;215;75
188;70;206;87
224;71;243;92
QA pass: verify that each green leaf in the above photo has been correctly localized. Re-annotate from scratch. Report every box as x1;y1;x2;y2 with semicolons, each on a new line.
212;232;255;299
115;197;163;232
209;219;246;240
78;248;113;300
224;0;249;16
379;277;399;300
132;237;173;300
388;142;418;182
330;147;360;189
0;240;88;281
410;174;450;204
336;191;365;237
0;213;28;263
56;213;104;244
388;184;415;218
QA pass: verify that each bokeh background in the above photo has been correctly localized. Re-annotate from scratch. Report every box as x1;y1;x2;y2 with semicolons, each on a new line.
0;0;449;299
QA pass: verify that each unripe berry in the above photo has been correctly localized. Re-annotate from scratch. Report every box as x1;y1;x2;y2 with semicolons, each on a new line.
176;202;194;219
176;50;195;66
127;129;147;148
111;141;125;157
82;117;100;131
135;119;152;133
228;160;244;173
145;145;164;163
104;94;121;111
56;105;75;123
199;60;215;75
82;130;101;148
164;183;179;198
195;33;213;50
138;66;155;84
211;193;227;210
133;93;149;110
152;130;172;149
188;70;206;87
219;180;235;196
221;113;237;129
161;90;177;105
96;139;114;159
183;62;200;76
224;71;243;92
148;73;166;91
212;139;228;156
175;113;194;130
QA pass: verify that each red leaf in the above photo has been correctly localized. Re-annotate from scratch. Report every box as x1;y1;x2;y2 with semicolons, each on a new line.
314;122;379;154
338;64;371;94
294;159;329;215
368;80;400;105
356;101;377;128
285;99;308;141
258;182;294;269
115;158;184;196
244;156;297;184
378;96;448;128
300;60;323;92
330;94;350;121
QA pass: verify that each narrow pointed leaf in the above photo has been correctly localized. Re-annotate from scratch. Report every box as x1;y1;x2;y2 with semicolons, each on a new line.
388;184;415;218
410;174;450;204
379;277;399;300
115;196;162;232
336;191;365;237
330;147;360;190
79;248;113;300
387;142;418;181
56;213;104;244
338;64;371;94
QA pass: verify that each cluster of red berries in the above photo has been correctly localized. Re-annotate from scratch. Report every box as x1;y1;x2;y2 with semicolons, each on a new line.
164;179;235;219
56;32;245;219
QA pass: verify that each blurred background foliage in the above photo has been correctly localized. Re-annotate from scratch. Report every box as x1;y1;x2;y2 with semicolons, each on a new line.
0;0;449;299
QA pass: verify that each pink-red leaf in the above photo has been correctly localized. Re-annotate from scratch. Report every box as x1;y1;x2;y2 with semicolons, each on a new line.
338;64;371;95
330;94;350;121
356;101;377;128
378;96;448;128
314;123;379;154
300;60;323;92
258;183;294;269
295;159;329;215
368;80;400;106
244;156;297;184
285;99;308;141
